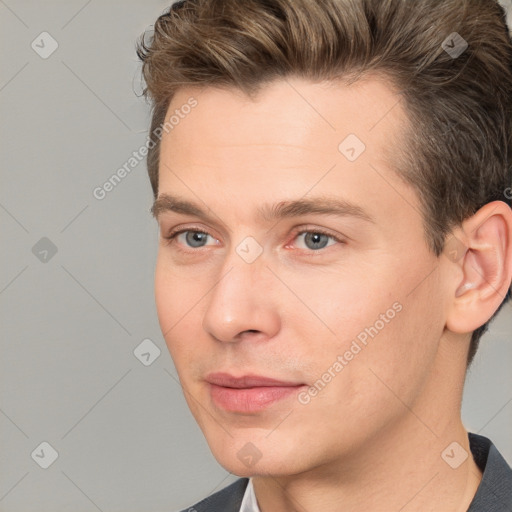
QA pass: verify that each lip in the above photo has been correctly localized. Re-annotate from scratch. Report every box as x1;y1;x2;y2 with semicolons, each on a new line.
205;372;303;388
206;372;307;413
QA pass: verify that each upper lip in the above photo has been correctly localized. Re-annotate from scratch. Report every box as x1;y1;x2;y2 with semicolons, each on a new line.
205;372;304;389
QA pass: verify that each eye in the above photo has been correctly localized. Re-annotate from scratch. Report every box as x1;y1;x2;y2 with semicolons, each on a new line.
164;229;218;249
163;227;345;253
292;229;343;251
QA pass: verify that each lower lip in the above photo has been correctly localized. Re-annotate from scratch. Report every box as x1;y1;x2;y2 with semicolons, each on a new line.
209;384;306;413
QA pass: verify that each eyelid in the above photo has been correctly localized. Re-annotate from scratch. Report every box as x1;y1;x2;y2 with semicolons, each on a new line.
288;225;346;243
163;225;219;247
285;226;346;255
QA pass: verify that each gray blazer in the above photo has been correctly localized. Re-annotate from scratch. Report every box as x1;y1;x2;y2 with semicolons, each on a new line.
179;478;249;512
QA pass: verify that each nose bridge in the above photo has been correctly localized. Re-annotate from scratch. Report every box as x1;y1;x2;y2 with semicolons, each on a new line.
201;240;279;343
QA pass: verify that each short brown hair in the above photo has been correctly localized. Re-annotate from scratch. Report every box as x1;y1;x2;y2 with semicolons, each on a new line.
136;0;512;366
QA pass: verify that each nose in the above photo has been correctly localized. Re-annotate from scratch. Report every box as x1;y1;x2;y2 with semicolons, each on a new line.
201;250;281;344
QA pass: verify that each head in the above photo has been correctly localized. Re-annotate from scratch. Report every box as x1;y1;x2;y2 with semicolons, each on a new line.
138;0;512;476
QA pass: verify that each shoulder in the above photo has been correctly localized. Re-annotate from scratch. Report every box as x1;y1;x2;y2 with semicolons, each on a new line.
467;433;512;511
178;477;250;512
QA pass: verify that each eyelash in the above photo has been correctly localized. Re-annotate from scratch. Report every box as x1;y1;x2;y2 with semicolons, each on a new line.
162;226;345;254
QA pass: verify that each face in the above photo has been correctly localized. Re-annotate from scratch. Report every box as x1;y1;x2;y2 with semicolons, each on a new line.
154;77;450;477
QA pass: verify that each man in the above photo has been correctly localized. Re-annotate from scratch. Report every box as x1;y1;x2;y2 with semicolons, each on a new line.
137;0;512;510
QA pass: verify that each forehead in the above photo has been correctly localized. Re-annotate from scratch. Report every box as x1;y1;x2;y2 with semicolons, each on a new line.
156;77;418;231
163;76;406;158
162;77;406;187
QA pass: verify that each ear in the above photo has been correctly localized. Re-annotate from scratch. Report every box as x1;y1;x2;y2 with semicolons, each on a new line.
445;200;512;334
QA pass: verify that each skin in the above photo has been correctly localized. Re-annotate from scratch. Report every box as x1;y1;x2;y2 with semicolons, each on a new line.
153;76;512;511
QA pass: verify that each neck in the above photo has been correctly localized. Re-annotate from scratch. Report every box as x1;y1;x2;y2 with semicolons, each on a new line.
253;420;482;512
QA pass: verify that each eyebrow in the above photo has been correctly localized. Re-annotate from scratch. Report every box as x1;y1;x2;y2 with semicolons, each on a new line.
151;193;375;224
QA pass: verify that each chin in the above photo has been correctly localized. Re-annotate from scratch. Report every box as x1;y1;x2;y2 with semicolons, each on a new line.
217;457;297;478
206;438;305;478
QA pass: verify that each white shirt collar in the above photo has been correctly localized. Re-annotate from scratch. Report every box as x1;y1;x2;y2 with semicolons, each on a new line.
239;478;261;512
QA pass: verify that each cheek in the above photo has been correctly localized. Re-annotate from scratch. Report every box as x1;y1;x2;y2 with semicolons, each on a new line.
154;262;177;336
334;270;443;411
154;258;204;360
284;263;397;348
286;293;439;452
294;258;441;397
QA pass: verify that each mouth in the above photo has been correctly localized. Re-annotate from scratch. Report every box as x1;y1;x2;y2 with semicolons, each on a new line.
205;372;307;413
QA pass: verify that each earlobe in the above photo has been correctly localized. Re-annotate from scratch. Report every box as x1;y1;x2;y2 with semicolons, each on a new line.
445;201;512;334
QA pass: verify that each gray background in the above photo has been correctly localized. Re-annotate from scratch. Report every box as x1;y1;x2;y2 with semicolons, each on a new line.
0;1;511;511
